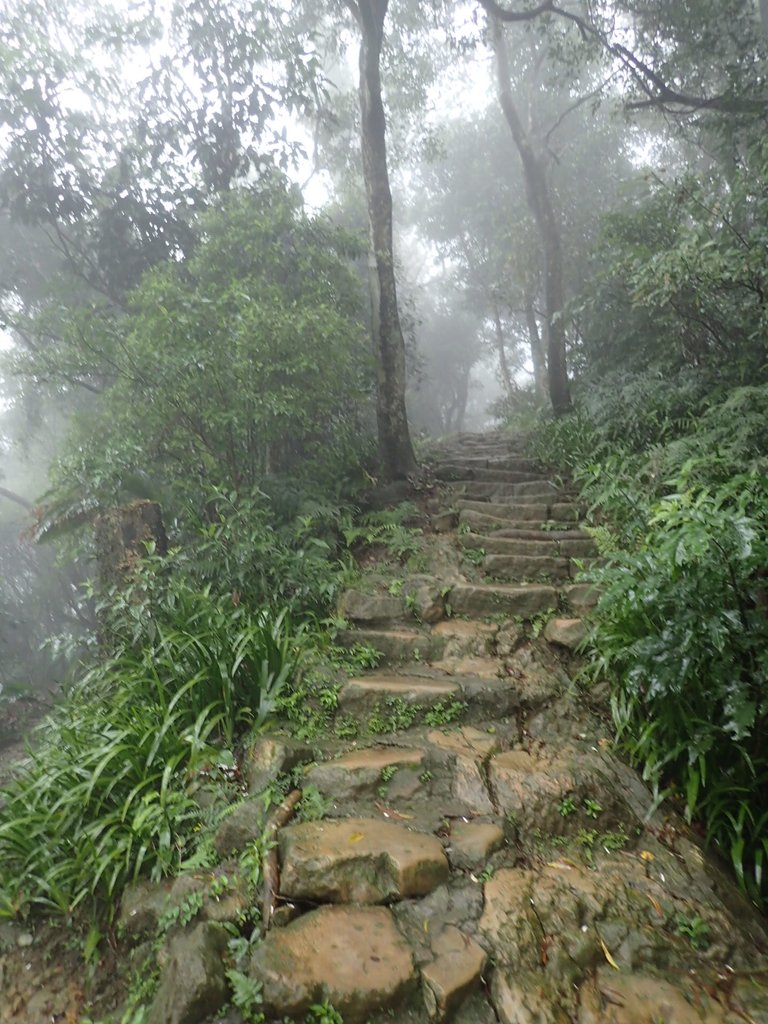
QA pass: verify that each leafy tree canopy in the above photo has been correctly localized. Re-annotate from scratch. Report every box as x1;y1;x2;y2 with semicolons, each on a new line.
38;177;373;532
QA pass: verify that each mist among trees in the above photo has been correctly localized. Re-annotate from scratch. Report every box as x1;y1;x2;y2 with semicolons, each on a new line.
2;0;768;934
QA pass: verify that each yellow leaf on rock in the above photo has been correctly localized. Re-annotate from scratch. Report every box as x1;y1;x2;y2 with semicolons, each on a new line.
547;858;578;870
598;934;620;970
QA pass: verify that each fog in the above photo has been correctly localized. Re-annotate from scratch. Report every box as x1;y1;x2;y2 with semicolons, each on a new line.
1;0;766;735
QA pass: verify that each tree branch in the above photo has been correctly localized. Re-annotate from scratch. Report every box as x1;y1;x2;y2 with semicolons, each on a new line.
478;0;768;116
342;0;361;24
543;70;621;149
0;487;33;511
477;0;555;22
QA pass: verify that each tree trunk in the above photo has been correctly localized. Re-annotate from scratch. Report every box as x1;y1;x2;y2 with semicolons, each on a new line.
490;15;571;415
454;367;469;433
94;500;168;593
349;0;417;478
760;0;768;36
524;298;549;400
492;304;515;397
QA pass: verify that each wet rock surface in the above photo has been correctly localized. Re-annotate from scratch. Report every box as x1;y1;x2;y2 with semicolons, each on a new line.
148;922;229;1024
250;905;417;1023
279;816;450;903
3;431;768;1024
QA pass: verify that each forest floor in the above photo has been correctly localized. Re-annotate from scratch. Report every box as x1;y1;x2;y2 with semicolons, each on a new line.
2;431;768;1024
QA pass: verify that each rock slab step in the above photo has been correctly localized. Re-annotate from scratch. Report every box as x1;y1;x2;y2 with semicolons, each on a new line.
449;582;557;618
421;926;487;1020
250;905;416;1024
279;816;450;903
306;746;424;801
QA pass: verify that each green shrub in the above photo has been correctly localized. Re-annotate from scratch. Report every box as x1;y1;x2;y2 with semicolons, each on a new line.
586;472;768;905
188;487;355;619
0;571;304;920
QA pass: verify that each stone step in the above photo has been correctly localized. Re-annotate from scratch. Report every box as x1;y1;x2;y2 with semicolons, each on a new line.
339;589;405;625
339;620;501;666
336;628;430;664
434;465;549;484
279;816;449;904
437;456;539;472
449;481;560;500
493;526;591;542
251;905;416;1023
340;674;461;718
543;617;587;649
461;532;596;559
430;619;498;659
561;582;600;614
448;582;557;618
339;666;556;726
484;553;572;582
457;498;581;522
306;746;425;801
459;502;551;525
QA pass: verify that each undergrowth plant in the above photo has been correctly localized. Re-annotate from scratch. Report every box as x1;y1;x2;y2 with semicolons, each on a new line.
341;502;424;562
532;377;768;908
587;474;768;903
0;567;305;921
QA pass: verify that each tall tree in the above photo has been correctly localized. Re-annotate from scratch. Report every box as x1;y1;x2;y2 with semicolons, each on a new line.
486;14;570;413
342;0;417;479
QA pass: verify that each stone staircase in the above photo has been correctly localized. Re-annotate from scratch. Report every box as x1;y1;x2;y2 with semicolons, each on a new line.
117;433;768;1024
226;432;768;1024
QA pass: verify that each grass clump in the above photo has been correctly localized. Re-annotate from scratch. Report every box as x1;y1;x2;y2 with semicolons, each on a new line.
0;572;304;922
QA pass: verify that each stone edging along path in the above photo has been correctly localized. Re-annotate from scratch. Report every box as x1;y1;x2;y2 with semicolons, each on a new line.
4;432;768;1024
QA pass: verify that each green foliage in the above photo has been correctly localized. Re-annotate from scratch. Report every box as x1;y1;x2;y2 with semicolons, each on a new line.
0;563;304;920
674;913;711;951
587;474;768;904
534;370;768;907
0;671;210;919
226;969;265;1023
583;798;603;820
558;795;577;817
98;560;306;747
576;140;768;379
189;487;359;621
341;503;424;563
423;698;466;727
296;785;332;823
306;1002;344;1024
367;697;419;735
39;181;373;522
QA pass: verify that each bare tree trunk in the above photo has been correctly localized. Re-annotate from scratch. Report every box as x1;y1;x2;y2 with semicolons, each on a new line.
524;299;548;400
454;368;469;433
760;0;768;36
346;0;417;479
489;15;571;415
492;304;515;397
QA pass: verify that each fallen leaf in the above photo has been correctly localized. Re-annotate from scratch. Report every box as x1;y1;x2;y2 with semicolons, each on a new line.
646;893;663;916
597;934;620;970
374;801;414;820
348;833;365;842
547;858;578;870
